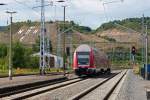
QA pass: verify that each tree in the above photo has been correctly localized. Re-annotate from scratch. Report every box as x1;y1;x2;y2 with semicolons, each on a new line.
49;40;53;52
0;44;7;58
32;38;40;52
13;42;39;68
13;42;26;68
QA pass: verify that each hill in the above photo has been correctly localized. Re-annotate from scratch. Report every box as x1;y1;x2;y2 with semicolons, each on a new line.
1;17;150;52
94;17;150;48
95;17;150;34
0;21;107;54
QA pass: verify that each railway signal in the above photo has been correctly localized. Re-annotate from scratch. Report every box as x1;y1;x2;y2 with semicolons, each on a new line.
131;46;136;55
66;47;70;56
131;46;136;65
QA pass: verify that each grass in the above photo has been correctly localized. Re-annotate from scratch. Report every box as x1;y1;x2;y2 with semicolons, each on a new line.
0;68;39;76
0;67;73;76
0;69;8;76
133;63;142;74
14;68;39;74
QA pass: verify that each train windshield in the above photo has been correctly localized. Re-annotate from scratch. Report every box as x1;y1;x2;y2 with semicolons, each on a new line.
77;52;90;65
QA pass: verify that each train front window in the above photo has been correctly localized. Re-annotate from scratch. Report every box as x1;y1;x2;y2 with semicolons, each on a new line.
77;52;90;65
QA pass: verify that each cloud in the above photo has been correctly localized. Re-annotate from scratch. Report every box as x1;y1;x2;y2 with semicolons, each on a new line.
0;0;150;29
71;0;104;14
0;0;14;4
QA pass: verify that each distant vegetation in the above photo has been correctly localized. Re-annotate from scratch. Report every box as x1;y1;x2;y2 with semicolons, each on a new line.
0;20;40;34
0;42;39;71
95;17;150;34
57;21;93;34
100;36;116;42
0;20;92;34
1;17;150;35
0;26;7;32
2;18;150;74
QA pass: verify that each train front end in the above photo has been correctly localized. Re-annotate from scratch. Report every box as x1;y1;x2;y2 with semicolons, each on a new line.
73;44;95;76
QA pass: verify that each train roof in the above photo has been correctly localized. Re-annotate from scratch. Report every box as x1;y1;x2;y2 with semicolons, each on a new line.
75;44;91;52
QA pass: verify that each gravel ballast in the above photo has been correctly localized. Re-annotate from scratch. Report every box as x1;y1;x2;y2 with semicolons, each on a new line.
28;77;107;100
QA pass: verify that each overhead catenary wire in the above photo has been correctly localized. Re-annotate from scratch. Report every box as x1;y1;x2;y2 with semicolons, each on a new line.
101;0;124;22
12;0;53;74
12;0;44;31
13;0;41;17
102;3;109;22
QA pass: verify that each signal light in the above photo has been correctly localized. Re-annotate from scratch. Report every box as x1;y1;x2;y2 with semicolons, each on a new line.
66;47;70;56
131;46;136;55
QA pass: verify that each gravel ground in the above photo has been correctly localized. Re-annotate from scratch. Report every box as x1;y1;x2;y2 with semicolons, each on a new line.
28;77;107;100
115;70;147;100
80;71;125;100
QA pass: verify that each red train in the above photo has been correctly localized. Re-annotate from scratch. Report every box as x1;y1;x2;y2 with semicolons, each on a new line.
73;44;111;76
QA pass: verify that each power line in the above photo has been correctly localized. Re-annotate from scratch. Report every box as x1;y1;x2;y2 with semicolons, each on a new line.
102;3;109;21
101;0;124;22
13;0;40;17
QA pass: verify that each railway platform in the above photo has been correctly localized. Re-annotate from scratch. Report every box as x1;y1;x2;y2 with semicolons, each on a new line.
142;79;150;100
114;70;148;100
0;70;149;100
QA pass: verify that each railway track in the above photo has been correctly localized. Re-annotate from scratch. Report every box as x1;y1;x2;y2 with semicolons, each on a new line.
1;70;124;100
26;71;122;100
0;72;85;97
1;76;88;100
70;70;127;100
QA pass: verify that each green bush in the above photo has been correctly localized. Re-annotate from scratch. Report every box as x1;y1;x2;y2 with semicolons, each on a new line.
12;42;26;68
0;44;7;58
28;57;39;68
12;42;39;68
0;58;8;71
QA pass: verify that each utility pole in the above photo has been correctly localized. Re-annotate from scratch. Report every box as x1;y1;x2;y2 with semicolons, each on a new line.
141;14;145;66
40;0;46;75
63;5;66;76
141;14;145;77
145;25;148;80
57;0;67;75
6;11;17;80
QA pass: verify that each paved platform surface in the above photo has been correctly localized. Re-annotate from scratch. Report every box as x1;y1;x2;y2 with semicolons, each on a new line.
0;73;77;89
141;76;150;100
115;70;147;100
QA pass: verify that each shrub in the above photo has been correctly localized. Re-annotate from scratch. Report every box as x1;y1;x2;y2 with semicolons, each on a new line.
0;44;7;58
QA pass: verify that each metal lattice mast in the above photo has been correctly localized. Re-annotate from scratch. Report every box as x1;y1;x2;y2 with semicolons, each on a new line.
56;29;62;67
66;32;71;69
145;25;148;80
46;31;50;68
40;0;46;75
70;32;73;68
68;32;73;69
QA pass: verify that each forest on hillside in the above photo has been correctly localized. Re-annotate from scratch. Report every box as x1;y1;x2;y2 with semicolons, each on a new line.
0;20;92;34
96;17;150;34
1;17;150;35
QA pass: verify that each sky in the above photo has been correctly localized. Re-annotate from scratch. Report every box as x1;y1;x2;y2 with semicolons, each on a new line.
0;0;150;29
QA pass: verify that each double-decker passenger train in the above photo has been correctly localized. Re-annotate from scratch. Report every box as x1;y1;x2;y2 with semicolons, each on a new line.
73;44;111;76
